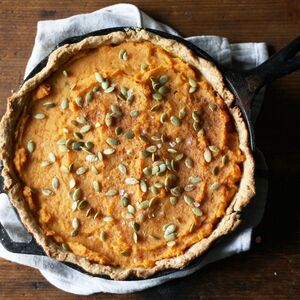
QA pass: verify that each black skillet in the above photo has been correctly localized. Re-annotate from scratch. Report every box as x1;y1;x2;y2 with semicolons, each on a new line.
0;27;300;280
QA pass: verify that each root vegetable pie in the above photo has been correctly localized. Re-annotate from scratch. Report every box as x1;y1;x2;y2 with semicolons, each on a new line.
0;29;255;279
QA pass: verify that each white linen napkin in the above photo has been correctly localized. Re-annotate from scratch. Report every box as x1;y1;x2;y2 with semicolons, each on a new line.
0;3;269;295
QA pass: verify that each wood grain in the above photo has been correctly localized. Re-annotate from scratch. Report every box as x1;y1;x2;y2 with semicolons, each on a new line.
0;0;300;299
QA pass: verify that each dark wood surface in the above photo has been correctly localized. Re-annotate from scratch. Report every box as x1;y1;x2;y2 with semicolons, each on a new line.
0;1;299;299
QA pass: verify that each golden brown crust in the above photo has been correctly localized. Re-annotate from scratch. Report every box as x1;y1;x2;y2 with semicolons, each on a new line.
0;28;255;280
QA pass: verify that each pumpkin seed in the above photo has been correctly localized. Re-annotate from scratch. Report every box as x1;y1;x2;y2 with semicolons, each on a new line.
61;243;70;251
189;223;196;233
43;101;55;108
41;161;51;167
124;130;135;139
213;166;219;176
52;177;59;190
72;188;81;201
27;140;35;153
34;113;45;120
140;180;147;193
152;93;162;101
167;240;176;247
188;78;197;87
165;224;176;235
209;103;217;111
115;126;122;135
103;216;114;222
164;232;177;240
91;165;99;175
192;207;203;216
185;157;194;168
100;231;107;241
204;149;212;163
222;154;228;165
93;85;100;93
122;196;129;207
62;70;68;77
70;228;78;237
159;75;169;84
85;91;93;103
209;145;219;153
76;167;87;175
57;138;66;145
179;108;186;119
133;222;140;232
125;177;139;185
42;188;52;196
58;144;69;153
143;167;152;176
192;111;201;122
160;113;167;123
127;204;136;214
146;145;157;153
106;189;117;197
122;211;134;219
167;148;177;154
170;186;182;197
130;110;139;118
75;96;83;108
119;49;128;60
105;113;113;127
69;178;76;189
121;250;129;257
141;63;148;71
189;175;202;184
103;148;115;155
97;152;103;161
133;232;138;243
73;132;83;139
72;141;84;151
101;80;109;90
184;184;196;192
170;116;181;127
106;137;120;146
210;182;220;191
85;207;93;217
49;152;56;163
184;195;194;206
169;196;178;206
93;180;101;192
95;72;104;83
193;121;201;132
72;217;80;230
176;137;183;143
138;200;150;209
80;124;91;134
158;85;170;94
189;86;197;94
118;163;127;175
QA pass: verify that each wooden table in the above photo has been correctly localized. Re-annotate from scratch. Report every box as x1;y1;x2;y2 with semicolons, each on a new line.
0;1;299;299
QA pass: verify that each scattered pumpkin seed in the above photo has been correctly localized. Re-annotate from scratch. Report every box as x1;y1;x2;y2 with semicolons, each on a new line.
130;110;139;118
101;80;109;90
140;180;147;193
34;113;45;120
159;75;169;84
160;112;167;123
143;166;152;175
105;113;113;127
61;243;70;251
213;166;219;176
93;180;101;192
118;163;127;175
158;85;170;94
193;121;201;132
85;91;93;103
141;63;148;71
150;104;161;112
210;182;221;191
125;177;139;185
189;175;202;184
49;152;56;163
192;207;203;216
76;167;87;175
122;211;134;219
164;232;177;240
70;229;78;237
103;216;114;222
146;145;157;153
52;177;59;190
62;70;68;77
222;154;228;165
119;49;128;61
184;195;194;206
60;165;69;174
72;217;80;230
100;231;107;241
121;250;129;257
169;196;178;206
138;200;150;209
152;93;162;101
58;144;69;153
209;103;217;111
179;108;186;119
127;204;136;214
204;149;212;163
75;96;83;108
106;189;117;197
115;126;122;135
103;148;115;155
27;140;35;153
72;188;81;201
189;86;197;94
41;160;51;167
106;137;120;146
91;165;99;175
188;78;197;87
133;222;140;232
42;188;52;196
43;101;55;108
167;240;176;247
192;111;201;122
184;184;196;192
170;116;181;127
97;152;103;161
69;178;76;189
124;130;135;139
80;124;91;134
185;157;194;168
209;145;219;153
95;72;104;83
122;196;129;207
170;186;182;197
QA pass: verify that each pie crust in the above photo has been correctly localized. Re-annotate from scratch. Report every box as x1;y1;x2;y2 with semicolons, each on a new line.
0;28;255;279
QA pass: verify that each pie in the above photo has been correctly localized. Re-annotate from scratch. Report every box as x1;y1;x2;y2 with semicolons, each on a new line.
0;28;255;279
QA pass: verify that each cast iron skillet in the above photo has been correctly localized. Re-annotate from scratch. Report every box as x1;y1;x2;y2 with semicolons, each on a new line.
0;27;300;280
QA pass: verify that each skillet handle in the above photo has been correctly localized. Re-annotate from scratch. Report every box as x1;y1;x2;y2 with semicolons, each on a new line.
243;35;300;95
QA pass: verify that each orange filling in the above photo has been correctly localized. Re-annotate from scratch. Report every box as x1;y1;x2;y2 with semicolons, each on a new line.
14;41;244;268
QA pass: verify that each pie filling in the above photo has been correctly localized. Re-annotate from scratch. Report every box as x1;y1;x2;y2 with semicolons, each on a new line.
13;41;244;268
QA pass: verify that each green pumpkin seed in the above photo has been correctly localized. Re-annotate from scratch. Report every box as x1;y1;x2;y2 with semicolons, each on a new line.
169;196;178;206
189;223;196;233
140;180;147;193
70;228;78;237
209;145;219;153
72;188;81;201
170;116;181;127
125;177;139;185
93;180;101;192
48;152;56;163
95;72;104;83
122;196;129;207
170;186;182;197
41;161;51;167
101;80;110;90
167;148;177;154
167;240;176;247
60;98;69;110
139;134;149;143
213;166;219;176
52;177;59;190
204;149;212;163
188;78;197;87
62;243;70;251
34;113;45;120
85;91;93;103
193;121;201;132
210;182;221;191
122;211;134;219
189;86;197;94
121;250;129;256
192;207;203;217
141;63;149;71
115;126;122;135
160;113;167;123
69;178;76;189
165;224;176;235
76;167;87;175
27;140;35;153
105;113;113;127
209;103;217;111
42;188;52;196
222;154;229;165
138;200;150;209
118;163;127;175
192;111;201;122
93;85;100;93
75;96;83;108
164;232;177;240
100;231;107;241
103;148;115;155
143;166;152;176
189;175;202;184
72;141;84;151
78;199;88;210
80;124;91;134
159;75;169;84
119;49;128;60
59;144;69;153
152;93;162;101
124;130;135;139
43;101;55;108
127;204;136;214
176;137;183;143
150;104;161;112
146;145;157;153
179;108;186;119
106;137;120;146
60;165;69;174
158;85;170;95
130;110;139;118
184;195;194;206
184;184;196;192
106;189;117;197
72;218;80;230
185;157;194;168
104;85;115;94
120;86;128;96
133;222;140;232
